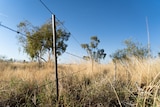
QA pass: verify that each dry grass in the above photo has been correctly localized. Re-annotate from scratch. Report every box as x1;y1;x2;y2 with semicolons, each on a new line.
0;58;160;106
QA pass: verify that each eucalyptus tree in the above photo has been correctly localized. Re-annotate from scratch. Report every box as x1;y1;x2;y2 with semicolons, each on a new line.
81;36;106;63
17;20;70;62
110;39;148;63
110;39;148;83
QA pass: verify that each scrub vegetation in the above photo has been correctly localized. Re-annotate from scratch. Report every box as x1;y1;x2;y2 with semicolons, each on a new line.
0;58;160;107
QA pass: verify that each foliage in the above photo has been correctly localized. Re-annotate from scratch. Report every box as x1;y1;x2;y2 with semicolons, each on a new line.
110;39;148;62
17;20;70;62
81;36;106;63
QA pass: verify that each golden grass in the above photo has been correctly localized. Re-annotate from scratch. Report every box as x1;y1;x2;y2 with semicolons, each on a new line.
0;58;160;106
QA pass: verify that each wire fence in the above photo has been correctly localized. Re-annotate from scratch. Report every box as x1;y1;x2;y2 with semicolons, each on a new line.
0;9;88;80
1;1;159;106
0;0;92;104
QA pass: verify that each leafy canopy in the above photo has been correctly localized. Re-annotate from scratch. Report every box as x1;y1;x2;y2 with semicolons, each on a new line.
110;39;148;62
17;20;70;62
81;36;106;63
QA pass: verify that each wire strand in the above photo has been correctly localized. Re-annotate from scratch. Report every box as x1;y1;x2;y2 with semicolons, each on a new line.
55;18;81;45
0;23;87;62
65;51;87;61
1;1;87;63
39;0;82;46
0;23;26;37
39;0;53;15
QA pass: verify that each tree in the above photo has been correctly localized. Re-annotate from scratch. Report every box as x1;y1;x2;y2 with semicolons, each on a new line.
17;20;70;62
81;36;106;63
110;39;148;62
110;39;148;83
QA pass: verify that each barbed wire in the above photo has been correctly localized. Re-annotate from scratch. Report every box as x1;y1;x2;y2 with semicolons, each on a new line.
0;0;96;104
1;0;87;61
39;0;88;63
39;0;82;47
65;51;84;60
56;18;81;46
0;0;90;100
39;0;53;15
0;23;41;43
0;23;26;37
0;22;88;62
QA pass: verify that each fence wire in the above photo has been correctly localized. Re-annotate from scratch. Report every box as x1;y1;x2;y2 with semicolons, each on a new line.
0;0;92;105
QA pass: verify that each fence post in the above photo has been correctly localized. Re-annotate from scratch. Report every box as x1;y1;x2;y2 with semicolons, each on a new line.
52;14;59;101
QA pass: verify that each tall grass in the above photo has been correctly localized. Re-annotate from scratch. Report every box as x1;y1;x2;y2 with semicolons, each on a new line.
0;58;160;106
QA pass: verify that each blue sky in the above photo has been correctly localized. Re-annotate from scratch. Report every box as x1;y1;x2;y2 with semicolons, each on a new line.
0;0;160;63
